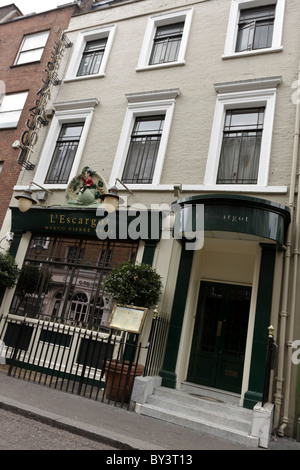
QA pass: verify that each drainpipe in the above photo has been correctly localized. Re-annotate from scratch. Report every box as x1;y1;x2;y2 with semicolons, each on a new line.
274;59;300;434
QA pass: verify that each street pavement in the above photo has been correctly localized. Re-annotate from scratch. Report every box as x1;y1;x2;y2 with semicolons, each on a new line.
0;372;299;452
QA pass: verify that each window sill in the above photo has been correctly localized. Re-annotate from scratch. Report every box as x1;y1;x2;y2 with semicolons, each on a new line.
136;61;185;72
64;73;105;83
222;46;283;60
108;183;288;194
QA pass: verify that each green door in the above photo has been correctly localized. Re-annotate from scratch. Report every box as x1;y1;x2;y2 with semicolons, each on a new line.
187;281;251;394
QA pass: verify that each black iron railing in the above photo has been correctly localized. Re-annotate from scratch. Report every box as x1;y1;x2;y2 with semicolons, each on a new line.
0;312;169;409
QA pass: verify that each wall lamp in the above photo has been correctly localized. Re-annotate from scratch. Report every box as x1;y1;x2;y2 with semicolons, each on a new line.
99;178;133;213
15;182;52;212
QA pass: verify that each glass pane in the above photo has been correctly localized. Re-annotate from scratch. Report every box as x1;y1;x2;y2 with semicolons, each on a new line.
0;110;21;128
17;48;44;64
22;31;49;51
0;92;28;112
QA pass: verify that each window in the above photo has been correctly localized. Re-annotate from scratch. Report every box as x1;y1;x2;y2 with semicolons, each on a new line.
109;88;180;188
137;8;193;70
0;92;28;129
65;26;115;81
122;116;165;184
44;123;84;184
223;0;285;58
236;5;275;52
217;108;264;184
15;31;50;65
77;38;107;76
149;22;184;65
204;77;281;191
34;98;98;188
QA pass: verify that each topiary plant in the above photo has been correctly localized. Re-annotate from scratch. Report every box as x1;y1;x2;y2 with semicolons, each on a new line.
0;252;20;289
101;260;163;308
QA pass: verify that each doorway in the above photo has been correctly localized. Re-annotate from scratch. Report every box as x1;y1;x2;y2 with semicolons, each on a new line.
187;281;251;393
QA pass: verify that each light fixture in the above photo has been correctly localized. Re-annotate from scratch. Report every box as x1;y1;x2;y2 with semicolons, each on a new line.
15;182;52;212
15;188;37;212
99;178;132;213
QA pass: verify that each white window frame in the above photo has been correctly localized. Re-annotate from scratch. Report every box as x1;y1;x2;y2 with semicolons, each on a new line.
0;91;28;129
14;31;50;65
223;0;285;59
64;25;116;81
34;99;98;190
204;77;281;191
109;89;180;189
136;8;193;71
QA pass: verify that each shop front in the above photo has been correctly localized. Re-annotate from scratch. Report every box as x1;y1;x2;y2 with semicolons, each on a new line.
4;206;161;330
160;194;291;409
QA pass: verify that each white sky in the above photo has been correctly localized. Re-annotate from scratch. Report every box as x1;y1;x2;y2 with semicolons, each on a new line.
0;0;76;14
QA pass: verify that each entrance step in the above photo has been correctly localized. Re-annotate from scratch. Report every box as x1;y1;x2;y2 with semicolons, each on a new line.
136;386;259;448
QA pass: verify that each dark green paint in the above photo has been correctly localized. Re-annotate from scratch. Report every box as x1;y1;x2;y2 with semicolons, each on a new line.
173;194;290;246
243;244;276;409
159;245;194;388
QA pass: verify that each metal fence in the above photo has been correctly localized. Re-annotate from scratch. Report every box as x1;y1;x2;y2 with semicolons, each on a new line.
0;312;169;409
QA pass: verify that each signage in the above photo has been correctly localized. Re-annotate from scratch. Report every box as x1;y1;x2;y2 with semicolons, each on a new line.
17;28;72;170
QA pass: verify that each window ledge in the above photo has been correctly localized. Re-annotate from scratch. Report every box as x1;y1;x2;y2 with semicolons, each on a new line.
136;61;185;72
222;46;283;60
107;184;288;194
64;74;105;83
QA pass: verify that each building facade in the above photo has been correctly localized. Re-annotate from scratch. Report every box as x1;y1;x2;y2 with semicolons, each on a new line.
1;0;300;442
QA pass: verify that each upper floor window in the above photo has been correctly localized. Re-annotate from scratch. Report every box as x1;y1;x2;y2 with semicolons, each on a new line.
109;89;180;188
236;5;275;52
122;115;165;184
149;22;184;65
77;38;108;76
0;91;28;128
136;8;193;71
65;26;115;81
223;0;285;58
217;108;265;184
15;31;50;65
34;98;98;188
204;77;282;191
45;123;84;184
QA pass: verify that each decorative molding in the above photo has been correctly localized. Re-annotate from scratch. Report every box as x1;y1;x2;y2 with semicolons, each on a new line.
214;77;282;94
126;89;181;103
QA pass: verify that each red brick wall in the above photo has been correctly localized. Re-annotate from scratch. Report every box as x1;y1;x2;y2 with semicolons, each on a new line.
0;6;77;226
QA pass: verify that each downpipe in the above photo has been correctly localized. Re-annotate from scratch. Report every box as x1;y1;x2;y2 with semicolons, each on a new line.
275;61;300;436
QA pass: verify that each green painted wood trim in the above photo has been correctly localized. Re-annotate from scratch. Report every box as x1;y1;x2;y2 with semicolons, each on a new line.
243;243;276;409
172;194;290;247
142;241;157;266
159;244;194;388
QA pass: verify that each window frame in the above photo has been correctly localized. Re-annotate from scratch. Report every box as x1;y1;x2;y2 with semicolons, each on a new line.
64;25;116;81
136;8;193;71
34;99;98;190
204;78;280;191
223;0;285;59
14;30;50;65
109;89;180;189
0;91;28;129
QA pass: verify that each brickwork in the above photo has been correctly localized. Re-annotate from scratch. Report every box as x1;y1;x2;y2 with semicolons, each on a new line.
0;4;78;226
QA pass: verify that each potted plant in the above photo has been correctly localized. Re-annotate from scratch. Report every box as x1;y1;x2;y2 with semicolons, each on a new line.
0;252;20;290
101;260;163;402
101;260;163;309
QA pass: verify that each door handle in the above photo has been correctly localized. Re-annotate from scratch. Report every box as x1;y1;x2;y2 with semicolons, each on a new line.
216;321;222;337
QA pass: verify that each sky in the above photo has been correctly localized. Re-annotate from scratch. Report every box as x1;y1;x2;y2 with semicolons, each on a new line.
0;0;76;14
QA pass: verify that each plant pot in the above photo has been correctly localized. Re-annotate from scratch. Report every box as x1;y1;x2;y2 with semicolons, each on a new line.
105;360;144;402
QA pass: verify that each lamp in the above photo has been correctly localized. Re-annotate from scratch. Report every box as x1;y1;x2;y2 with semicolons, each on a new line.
99;178;132;213
15;182;52;212
15;188;37;212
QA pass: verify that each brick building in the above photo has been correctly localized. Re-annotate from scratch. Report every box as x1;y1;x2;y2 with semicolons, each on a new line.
1;0;300;448
0;2;85;235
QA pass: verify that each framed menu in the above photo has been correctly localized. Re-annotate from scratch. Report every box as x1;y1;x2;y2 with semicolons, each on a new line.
107;304;148;334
